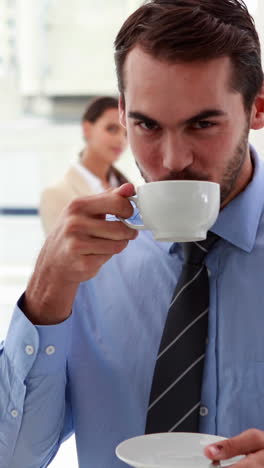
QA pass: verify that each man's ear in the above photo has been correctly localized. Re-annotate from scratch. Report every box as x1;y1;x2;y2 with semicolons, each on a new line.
119;95;127;129
250;82;264;130
82;121;93;141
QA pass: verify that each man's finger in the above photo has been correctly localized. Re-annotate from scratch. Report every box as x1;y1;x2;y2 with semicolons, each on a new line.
114;182;135;197
204;429;264;461
67;189;135;218
67;238;130;256
65;217;138;241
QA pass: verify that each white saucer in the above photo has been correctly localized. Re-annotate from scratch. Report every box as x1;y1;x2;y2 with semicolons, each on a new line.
116;433;244;468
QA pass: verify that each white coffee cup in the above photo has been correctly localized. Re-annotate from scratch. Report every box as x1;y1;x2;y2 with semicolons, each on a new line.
120;180;220;242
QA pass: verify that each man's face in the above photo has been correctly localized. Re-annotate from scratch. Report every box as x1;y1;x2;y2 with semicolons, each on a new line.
120;47;257;206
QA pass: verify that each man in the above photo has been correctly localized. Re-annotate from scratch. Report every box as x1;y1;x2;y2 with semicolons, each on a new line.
1;0;264;466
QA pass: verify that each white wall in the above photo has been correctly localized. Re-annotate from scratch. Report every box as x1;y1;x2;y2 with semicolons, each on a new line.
17;0;139;96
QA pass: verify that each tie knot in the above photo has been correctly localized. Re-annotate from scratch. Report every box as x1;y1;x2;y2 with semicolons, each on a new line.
182;231;219;265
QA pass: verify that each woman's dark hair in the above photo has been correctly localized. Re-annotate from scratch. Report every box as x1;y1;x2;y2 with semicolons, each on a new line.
114;0;263;111
82;96;118;123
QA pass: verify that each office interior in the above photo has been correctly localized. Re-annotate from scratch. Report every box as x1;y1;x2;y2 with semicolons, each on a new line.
0;1;262;466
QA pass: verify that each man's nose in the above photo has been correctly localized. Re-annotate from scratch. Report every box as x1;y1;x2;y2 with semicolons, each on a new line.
162;132;193;173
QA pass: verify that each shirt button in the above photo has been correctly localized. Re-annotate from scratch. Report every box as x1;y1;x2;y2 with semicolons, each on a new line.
200;406;209;417
45;345;55;355
25;345;34;355
11;409;18;418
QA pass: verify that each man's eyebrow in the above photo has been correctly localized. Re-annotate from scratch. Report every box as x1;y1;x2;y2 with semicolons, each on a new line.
128;111;158;125
128;109;227;127
184;109;227;125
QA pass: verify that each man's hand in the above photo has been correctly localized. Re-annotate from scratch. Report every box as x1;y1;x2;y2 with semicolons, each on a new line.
205;429;264;467
24;183;138;325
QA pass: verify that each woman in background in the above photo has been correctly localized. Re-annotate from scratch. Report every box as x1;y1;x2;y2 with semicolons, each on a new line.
40;96;128;235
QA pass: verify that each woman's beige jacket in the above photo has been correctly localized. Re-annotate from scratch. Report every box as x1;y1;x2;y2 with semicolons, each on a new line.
39;166;99;236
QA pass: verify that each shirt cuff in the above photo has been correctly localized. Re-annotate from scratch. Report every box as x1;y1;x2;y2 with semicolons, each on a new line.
4;294;72;381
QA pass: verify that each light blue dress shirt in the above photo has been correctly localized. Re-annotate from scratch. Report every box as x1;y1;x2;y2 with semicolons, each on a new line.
1;147;264;468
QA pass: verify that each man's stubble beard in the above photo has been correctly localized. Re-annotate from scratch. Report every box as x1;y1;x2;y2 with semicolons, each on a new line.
219;123;250;204
136;122;250;206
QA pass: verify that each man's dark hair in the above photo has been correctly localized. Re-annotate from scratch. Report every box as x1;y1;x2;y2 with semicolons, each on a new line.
82;96;118;123
114;0;263;111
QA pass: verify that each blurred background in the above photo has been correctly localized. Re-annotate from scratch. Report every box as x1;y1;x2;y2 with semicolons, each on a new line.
0;0;262;466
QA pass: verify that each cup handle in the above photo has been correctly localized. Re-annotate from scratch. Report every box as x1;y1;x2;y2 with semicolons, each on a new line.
118;195;147;230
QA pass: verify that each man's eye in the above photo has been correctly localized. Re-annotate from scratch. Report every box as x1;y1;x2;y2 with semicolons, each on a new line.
137;121;159;131
192;121;216;129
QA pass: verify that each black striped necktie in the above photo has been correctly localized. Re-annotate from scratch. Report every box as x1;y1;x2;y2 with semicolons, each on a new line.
145;232;219;434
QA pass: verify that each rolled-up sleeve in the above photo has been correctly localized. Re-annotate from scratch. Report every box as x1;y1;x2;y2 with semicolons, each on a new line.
0;297;73;468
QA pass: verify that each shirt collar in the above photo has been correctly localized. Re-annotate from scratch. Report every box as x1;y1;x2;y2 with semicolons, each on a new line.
165;145;264;255
211;146;264;253
72;160;104;193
